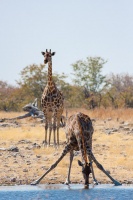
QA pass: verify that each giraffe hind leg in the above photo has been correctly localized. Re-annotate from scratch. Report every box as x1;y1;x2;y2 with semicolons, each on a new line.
88;149;122;186
65;150;74;185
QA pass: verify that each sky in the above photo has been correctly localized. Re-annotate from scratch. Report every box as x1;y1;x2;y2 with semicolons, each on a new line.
0;0;133;86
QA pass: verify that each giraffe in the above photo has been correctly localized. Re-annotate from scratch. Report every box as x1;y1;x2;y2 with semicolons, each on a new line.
31;112;121;188
41;49;64;146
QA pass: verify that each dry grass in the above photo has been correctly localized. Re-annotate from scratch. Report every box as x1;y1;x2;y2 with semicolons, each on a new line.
0;125;66;143
0;126;44;142
66;107;133;121
0;112;24;119
1;107;133;121
0;108;133;185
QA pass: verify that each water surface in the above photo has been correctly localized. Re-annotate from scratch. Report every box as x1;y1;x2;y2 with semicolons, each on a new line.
0;184;133;200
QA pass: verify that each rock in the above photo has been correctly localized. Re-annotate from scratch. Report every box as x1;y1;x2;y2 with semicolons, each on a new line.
0;148;6;151
126;131;132;134
8;146;19;152
107;118;112;121
124;122;129;126
0;123;11;127
105;129;112;135
49;177;57;180
23;169;28;172
4;165;8;167
11;177;16;182
26;161;31;165
105;128;118;134
123;127;130;131
120;121;125;124
26;146;34;150
36;155;41;158
18;140;32;144
53;152;59;156
42;166;48;171
32;143;41;149
0;122;20;128
11;152;19;157
112;128;118;132
43;157;48;161
119;125;124;129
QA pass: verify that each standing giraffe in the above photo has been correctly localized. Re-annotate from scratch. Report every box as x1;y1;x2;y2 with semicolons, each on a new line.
41;49;64;146
31;112;121;188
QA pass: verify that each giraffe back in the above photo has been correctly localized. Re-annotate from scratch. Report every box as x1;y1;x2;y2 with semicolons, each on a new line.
65;112;94;151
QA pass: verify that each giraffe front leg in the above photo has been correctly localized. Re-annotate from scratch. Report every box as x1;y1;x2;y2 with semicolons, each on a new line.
53;118;56;147
31;143;72;185
65;150;74;185
56;120;60;147
43;123;48;146
31;162;58;185
88;149;122;186
47;112;53;147
48;123;52;147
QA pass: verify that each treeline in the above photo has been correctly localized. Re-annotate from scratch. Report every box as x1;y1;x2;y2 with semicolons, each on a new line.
0;56;133;111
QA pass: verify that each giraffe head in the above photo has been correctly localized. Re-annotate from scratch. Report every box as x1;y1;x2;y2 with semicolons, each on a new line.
78;160;91;188
41;49;55;64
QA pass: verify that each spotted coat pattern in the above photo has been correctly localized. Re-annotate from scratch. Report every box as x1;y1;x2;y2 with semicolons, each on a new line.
41;49;64;146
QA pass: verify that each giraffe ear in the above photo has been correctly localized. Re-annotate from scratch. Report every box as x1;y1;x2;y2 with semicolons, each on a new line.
41;52;45;56
78;160;83;167
51;52;56;56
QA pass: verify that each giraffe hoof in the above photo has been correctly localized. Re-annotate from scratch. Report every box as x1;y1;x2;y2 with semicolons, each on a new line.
93;180;99;185
114;181;122;186
31;180;39;185
42;141;47;147
64;180;71;185
84;184;89;189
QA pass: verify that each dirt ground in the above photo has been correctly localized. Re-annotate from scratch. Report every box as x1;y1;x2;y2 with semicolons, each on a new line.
0;109;133;186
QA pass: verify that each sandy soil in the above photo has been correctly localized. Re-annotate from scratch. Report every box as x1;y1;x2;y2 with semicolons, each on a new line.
0;111;133;186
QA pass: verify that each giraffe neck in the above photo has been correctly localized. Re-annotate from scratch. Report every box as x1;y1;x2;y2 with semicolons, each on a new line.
79;116;88;164
82;135;88;164
48;61;53;85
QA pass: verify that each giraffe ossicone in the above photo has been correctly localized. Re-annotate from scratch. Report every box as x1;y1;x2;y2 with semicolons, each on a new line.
41;49;64;146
